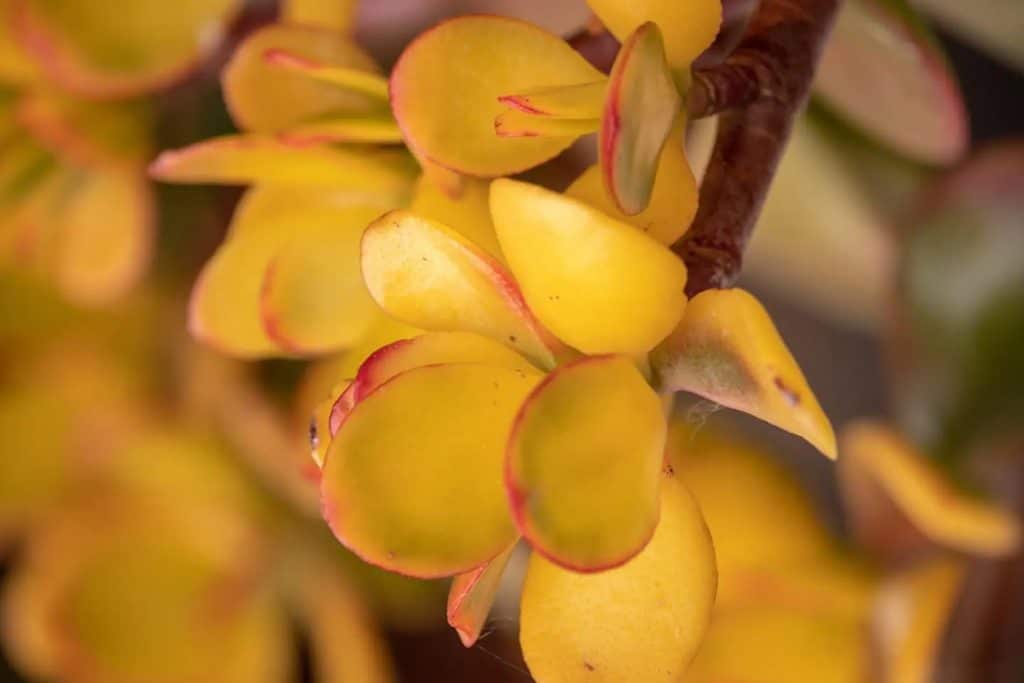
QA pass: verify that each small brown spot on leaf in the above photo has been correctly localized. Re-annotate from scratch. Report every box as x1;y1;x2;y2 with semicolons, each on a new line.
583;661;596;672
774;376;800;406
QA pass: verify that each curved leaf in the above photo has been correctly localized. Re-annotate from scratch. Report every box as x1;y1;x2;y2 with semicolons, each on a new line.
446;542;517;648
585;0;723;69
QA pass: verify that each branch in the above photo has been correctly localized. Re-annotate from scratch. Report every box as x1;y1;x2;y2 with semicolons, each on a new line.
569;0;840;295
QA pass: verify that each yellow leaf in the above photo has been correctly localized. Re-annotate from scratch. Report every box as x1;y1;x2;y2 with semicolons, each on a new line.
520;471;716;682
872;558;965;683
507;355;665;571
321;363;539;578
150;135;416;198
222;23;383;133
446;542;517;648
278;114;402;146
497;80;606;119
586;0;723;69
361;209;560;367
840;421;1021;556
600;22;681;215
12;0;241;98
409;174;503;261
490;179;687;354
281;0;358;33
260;204;385;355
389;15;603;176
566;123;697;245
654;288;836;458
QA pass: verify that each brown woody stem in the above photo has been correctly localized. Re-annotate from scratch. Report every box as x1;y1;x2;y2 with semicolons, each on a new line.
569;0;840;295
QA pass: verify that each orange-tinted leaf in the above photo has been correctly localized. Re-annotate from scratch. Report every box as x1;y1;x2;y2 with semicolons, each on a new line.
654;288;836;458
507;355;665;571
222;23;383;133
520;471;716;682
389;15;603;176
446;542;517;648
600;22;681;215
361;209;560;367
321;363;539;578
490;179;687;354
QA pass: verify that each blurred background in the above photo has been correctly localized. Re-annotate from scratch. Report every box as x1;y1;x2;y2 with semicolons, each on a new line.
1;0;1022;681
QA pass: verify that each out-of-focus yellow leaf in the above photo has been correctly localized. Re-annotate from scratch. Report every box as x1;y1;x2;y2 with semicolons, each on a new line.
654;288;836;458
872;557;965;683
446;542;517;647
308;380;348;470
520;471;716;682
321;363;539;578
0;2;40;85
260;204;384;355
687;608;868;683
361;209;560;367
840;421;1021;556
566;123;696;245
223;24;384;133
281;0;358;33
586;0;722;69
389;15;603;176
409;174;502;261
490;179;687;354
507;355;665;571
50;167;153;307
599;22;681;216
150;135;416;198
12;0;240;98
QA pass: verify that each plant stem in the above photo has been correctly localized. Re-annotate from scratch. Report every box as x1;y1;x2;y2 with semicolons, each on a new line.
569;0;841;295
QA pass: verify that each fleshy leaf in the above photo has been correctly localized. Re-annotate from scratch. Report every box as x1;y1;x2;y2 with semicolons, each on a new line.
653;288;836;458
50;167;153;306
493;109;598;139
507;355;665;571
389;15;603;176
840;421;1021;556
264;48;389;99
498;81;606;119
329;331;540;436
409;174;502;260
446;542;517;648
586;0;723;69
260;204;385;354
566;123;696;245
222;24;383;134
150;135;415;198
309;380;348;469
281;0;358;33
872;558;965;683
11;0;240;98
361;209;559;367
321;363;539;578
490;179;687;354
687;608;869;683
600;22;681;215
815;0;967;165
519;471;716;682
278;115;402;146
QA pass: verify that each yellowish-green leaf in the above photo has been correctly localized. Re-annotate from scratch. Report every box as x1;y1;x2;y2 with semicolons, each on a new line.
566;122;696;245
409;174;503;260
446;542;517;648
12;0;240;98
520;471;716;682
586;0;723;69
507;355;665;571
840;421;1021;556
260;204;384;355
361;209;560;367
222;23;383;133
389;15;603;176
490;178;687;354
654;288;836;458
493;109;598;139
321;363;539;578
278;114;402;146
600;22;681;215
150;135;415;198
